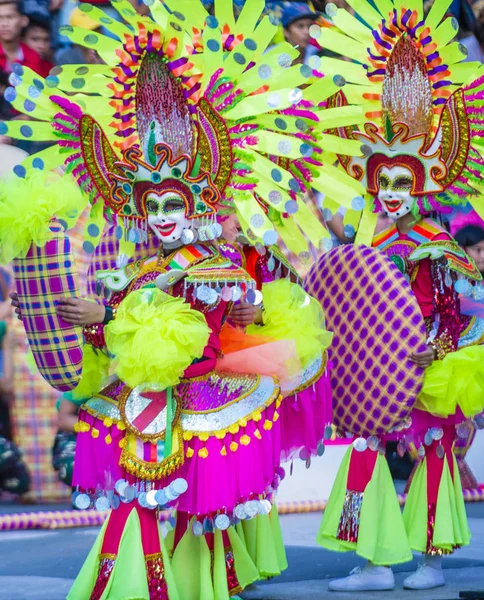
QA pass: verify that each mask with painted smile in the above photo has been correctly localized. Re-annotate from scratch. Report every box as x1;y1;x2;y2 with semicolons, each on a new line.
146;192;190;245
377;166;415;220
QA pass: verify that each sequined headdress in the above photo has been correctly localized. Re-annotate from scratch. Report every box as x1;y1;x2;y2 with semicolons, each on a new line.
310;0;484;241
3;0;366;256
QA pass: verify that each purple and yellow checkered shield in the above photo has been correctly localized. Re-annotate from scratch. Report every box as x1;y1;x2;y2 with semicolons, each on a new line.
305;245;427;437
13;220;83;391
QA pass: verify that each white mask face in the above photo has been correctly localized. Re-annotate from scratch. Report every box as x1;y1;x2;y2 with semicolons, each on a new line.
146;192;190;245
377;166;414;220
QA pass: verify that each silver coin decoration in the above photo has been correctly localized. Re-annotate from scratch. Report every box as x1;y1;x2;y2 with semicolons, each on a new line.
417;445;426;458
75;493;91;510
138;492;148;508
430;427;444;441
196;285;210;302
250;214;264;229
259;499;272;515
317;442;325;457
288;88;303;104
278;140;292;155
221;286;233;302
353;437;368;452
268;256;275;272
214;514;231;530
309;24;321;39
397;440;406;457
436;444;445;459
278;53;292;68
124;485;136;501
146;490;158;507
268;190;282;205
267;93;281;109
234;504;247;520
232;286;243;302
474;414;484;429
367;436;380;452
244;500;259;518
192;521;204;536
172;478;189;495
305;456;312;469
165;486;177;501
155;489;167;505
456;421;472;438
424;431;433;446
258;64;272;80
111;495;121;510
206;288;218;305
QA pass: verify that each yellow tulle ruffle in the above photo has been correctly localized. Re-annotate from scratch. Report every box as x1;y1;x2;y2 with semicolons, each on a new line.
0;171;86;264
105;288;210;389
246;279;332;368
70;345;111;401
418;345;484;418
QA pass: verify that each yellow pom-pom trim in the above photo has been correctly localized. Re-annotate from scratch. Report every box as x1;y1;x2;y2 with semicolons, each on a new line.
240;435;251;446
119;438;126;448
276;397;282;409
229;424;239;435
183;432;194;441
220;446;227;456
73;422;81;433
198;432;209;442
198;447;209;459
105;434;112;445
91;427;99;439
103;417;113;428
253;411;262;422
273;411;280;422
117;422;126;431
186;447;194;458
215;431;226;440
238;418;247;427
254;429;262;440
230;441;239;452
263;420;273;431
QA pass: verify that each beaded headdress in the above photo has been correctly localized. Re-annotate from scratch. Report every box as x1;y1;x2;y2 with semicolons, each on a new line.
3;0;365;256
310;0;484;240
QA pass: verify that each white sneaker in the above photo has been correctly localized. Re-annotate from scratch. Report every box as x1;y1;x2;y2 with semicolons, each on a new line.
403;563;445;590
328;565;395;592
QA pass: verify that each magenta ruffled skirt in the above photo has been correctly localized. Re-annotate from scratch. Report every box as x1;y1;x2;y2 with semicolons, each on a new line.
279;371;332;462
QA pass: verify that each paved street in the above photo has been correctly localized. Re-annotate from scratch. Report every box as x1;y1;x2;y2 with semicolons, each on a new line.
0;506;483;600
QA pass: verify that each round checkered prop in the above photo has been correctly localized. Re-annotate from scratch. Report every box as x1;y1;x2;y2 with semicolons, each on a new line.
305;245;427;437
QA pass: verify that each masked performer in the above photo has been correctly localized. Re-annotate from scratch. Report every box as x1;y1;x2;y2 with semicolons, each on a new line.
304;0;484;592
0;0;369;596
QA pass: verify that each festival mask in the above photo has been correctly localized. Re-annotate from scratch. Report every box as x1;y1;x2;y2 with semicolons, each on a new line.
146;192;191;245
377;166;414;220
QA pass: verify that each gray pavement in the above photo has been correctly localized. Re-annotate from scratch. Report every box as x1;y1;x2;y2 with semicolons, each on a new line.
0;507;483;600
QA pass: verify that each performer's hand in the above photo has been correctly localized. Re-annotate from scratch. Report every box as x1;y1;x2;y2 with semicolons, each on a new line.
231;302;263;326
56;297;106;326
9;292;22;321
408;345;436;368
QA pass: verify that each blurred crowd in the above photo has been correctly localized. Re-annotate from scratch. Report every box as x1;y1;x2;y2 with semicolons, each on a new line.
0;0;484;503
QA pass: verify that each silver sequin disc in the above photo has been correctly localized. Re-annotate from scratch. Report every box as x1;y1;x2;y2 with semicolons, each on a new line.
259;499;272;515
146;490;158;507
417;445;426;458
436;444;445;459
94;496;109;512
367;436;380;452
75;493;91;510
171;478;189;495
317;442;325;457
430;427;444;441
214;514;231;530
234;504;247;520
155;489;167;505
244;500;259;518
424;431;433;446
353;437;368;452
123;485;136;502
221;286;233;302
232;286;242;302
192;521;204;536
324;425;333;440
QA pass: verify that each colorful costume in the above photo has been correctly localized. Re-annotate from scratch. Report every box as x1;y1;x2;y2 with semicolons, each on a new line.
0;0;359;597
304;0;484;591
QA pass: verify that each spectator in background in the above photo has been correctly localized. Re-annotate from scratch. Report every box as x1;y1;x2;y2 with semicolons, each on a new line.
281;2;320;65
52;395;81;487
455;225;484;276
22;16;53;72
0;269;30;499
0;0;50;76
55;6;103;64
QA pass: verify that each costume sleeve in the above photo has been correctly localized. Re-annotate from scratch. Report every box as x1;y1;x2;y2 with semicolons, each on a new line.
429;258;461;359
